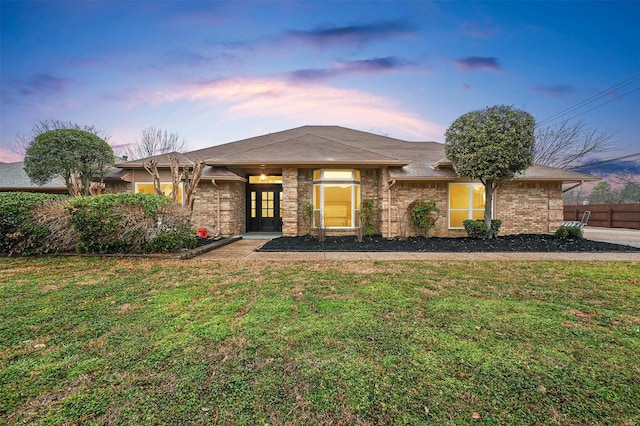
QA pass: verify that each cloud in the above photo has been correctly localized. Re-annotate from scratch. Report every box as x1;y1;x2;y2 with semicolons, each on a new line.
287;20;415;47
289;57;411;82
1;74;71;106
532;85;574;97
0;148;23;163
452;57;502;72
112;77;445;140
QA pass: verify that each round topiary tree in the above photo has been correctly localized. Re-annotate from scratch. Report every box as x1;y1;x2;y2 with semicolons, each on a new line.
445;105;535;238
24;128;115;196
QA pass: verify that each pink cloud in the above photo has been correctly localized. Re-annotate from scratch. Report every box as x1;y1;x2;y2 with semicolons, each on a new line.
0;148;23;163
113;77;446;140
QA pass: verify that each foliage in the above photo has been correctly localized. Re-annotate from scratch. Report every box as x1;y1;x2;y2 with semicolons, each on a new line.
24;128;115;196
555;225;584;239
463;219;502;239
1;258;639;425
69;194;173;253
407;199;439;237
445;105;535;236
145;229;197;253
0;192;62;255
300;200;314;235
1;193;196;255
359;199;375;237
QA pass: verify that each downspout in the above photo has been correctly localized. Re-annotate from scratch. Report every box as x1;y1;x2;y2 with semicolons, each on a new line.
387;179;396;238
212;179;221;238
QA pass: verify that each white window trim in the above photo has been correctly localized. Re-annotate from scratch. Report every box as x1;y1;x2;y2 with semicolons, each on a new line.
313;169;361;229
448;183;492;229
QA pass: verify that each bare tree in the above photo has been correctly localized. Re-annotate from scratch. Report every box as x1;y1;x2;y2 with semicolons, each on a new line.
120;127;187;160
534;120;613;169
13;119;111;157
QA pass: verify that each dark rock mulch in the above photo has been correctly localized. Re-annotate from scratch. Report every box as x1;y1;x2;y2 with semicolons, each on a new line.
259;234;640;253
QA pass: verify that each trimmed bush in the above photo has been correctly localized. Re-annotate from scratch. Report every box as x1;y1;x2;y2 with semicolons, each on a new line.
555;225;583;239
145;228;197;253
0;192;63;255
463;219;502;239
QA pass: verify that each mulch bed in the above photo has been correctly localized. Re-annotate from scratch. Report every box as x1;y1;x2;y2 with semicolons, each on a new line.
258;234;640;253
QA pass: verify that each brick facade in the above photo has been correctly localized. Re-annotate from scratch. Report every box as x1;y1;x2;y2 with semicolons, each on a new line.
107;165;564;238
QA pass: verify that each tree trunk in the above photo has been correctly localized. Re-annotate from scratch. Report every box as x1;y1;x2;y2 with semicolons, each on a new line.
484;180;494;238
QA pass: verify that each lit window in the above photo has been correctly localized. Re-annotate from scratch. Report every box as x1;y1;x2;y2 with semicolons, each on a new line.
135;182;184;205
248;175;283;184
449;183;486;228
313;169;361;228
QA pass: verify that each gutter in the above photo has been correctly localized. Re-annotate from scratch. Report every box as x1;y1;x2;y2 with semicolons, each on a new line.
563;180;586;193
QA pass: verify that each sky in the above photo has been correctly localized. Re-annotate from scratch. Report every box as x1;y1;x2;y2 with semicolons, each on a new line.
1;0;639;174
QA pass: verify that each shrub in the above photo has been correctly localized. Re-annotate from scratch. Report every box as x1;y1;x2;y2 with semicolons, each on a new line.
463;219;502;239
407;199;439;237
301;200;314;235
555;225;583;239
0;192;63;255
145;228;197;253
69;194;194;254
360;199;375;237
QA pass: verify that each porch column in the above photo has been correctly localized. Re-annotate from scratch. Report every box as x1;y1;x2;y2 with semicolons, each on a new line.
282;167;298;236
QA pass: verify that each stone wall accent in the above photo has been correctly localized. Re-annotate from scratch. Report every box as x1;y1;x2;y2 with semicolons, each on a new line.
297;169;313;235
282;167;298;236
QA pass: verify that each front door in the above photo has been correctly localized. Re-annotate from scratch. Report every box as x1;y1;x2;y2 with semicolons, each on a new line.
247;184;282;232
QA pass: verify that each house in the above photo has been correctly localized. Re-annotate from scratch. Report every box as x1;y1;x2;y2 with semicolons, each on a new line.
107;125;598;238
0;162;68;194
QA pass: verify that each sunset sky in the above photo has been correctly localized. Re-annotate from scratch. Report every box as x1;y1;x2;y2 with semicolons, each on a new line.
1;1;639;169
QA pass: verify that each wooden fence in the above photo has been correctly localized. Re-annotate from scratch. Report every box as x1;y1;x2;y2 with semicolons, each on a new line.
564;204;640;230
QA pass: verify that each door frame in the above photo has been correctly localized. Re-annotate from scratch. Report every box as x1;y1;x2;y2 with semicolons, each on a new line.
246;183;283;232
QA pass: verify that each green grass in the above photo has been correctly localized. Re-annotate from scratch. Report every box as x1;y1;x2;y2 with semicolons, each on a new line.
1;258;639;425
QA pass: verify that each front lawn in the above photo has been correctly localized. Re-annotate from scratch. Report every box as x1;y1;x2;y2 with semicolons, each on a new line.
1;258;638;425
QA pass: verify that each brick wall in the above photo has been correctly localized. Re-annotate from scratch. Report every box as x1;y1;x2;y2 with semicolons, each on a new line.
496;181;563;234
191;180;245;237
282;167;298;236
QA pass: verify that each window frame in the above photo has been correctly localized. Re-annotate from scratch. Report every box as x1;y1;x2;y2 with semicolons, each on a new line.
312;169;361;229
448;183;490;229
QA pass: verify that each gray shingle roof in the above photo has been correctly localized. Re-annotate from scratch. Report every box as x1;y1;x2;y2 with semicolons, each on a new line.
116;125;599;183
0;162;67;192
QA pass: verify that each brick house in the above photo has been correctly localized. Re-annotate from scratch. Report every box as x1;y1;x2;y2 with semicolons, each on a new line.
107;125;598;238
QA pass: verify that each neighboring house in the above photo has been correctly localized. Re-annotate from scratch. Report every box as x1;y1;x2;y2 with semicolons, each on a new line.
108;125;598;238
0;161;68;194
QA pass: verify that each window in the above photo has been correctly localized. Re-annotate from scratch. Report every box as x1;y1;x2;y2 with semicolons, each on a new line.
313;169;361;228
248;175;283;184
449;183;486;228
136;182;184;205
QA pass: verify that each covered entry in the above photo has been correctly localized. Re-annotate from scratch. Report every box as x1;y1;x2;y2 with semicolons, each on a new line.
247;175;283;232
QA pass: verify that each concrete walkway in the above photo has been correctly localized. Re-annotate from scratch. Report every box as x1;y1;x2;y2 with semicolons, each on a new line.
199;226;640;261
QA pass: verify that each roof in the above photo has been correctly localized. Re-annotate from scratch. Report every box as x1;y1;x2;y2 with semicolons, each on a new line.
0;162;68;193
115;125;599;183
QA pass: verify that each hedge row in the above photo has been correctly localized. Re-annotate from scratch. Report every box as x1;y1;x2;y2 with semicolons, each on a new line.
0;192;197;255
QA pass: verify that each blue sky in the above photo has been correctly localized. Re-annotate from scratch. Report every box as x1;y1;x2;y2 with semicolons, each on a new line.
1;0;639;168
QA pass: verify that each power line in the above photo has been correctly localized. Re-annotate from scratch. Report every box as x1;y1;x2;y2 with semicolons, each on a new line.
539;73;640;125
569;152;640;170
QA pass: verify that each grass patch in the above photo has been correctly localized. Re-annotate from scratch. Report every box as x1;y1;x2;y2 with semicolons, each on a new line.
1;258;639;424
